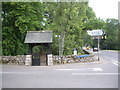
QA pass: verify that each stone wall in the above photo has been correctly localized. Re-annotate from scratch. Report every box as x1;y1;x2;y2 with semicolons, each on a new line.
0;55;26;65
0;54;98;65
52;55;98;65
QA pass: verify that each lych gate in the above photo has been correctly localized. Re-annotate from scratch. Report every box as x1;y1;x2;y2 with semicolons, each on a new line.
24;31;53;66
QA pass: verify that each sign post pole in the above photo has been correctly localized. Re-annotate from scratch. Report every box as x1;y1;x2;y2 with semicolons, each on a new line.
98;32;100;61
87;29;106;61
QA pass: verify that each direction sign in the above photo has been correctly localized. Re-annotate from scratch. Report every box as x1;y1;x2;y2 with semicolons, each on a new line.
87;29;105;36
92;36;103;39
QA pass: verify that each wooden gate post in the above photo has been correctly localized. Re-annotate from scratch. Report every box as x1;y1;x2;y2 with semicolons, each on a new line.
29;44;33;55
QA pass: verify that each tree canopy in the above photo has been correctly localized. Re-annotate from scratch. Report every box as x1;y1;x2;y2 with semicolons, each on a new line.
2;2;119;56
100;19;119;50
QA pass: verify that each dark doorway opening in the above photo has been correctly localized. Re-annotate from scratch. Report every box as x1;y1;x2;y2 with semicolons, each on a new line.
32;45;48;66
32;53;40;66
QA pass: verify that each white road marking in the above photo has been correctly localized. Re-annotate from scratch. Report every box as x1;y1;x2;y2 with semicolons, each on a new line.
0;72;42;75
72;73;119;75
56;68;92;71
114;61;118;63
1;72;119;76
112;61;119;66
1;67;104;75
56;69;73;71
93;68;103;71
56;68;103;71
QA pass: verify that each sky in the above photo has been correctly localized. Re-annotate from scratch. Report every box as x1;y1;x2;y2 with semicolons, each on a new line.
88;0;119;20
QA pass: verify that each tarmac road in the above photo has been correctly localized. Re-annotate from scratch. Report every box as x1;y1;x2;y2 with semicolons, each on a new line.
1;50;119;88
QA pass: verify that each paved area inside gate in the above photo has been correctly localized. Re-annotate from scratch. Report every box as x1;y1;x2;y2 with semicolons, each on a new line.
1;50;119;88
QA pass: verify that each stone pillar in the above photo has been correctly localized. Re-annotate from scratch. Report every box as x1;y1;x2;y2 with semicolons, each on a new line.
25;55;32;66
47;54;53;66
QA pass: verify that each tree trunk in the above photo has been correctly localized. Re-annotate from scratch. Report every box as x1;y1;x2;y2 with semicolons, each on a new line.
60;31;66;57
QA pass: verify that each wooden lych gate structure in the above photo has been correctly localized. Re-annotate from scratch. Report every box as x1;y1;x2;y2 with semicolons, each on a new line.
24;31;53;66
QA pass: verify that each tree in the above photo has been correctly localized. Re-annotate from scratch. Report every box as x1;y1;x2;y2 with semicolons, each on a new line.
2;2;106;56
103;19;119;50
2;2;44;55
43;2;96;55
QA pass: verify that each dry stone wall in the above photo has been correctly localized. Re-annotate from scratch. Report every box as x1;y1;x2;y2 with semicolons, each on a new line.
0;54;98;65
0;55;26;65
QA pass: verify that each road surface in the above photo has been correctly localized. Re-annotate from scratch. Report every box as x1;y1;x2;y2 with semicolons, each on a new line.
1;50;119;88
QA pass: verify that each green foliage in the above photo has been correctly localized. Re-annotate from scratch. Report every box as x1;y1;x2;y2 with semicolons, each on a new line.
2;2;118;56
44;2;95;55
86;18;119;50
101;19;119;50
2;2;44;55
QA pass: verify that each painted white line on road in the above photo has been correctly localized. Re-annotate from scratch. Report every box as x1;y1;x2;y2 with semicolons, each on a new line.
56;69;73;71
114;61;118;63
112;61;119;66
93;68;103;71
56;68;103;72
72;73;119;75
1;72;42;75
56;68;92;71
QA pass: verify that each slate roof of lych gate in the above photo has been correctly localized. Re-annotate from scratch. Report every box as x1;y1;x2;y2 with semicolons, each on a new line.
24;31;53;44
